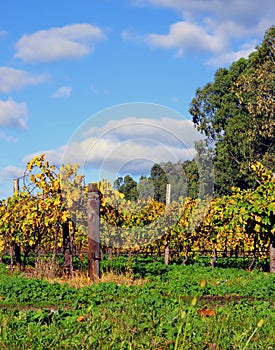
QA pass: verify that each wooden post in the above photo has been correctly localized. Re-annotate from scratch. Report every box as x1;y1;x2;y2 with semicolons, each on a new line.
13;178;19;193
211;248;217;267
87;183;100;280
270;237;275;273
166;183;171;205
164;184;171;265
270;174;275;273
12;178;21;268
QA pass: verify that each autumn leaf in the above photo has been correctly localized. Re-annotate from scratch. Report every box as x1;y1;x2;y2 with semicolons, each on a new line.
198;308;216;317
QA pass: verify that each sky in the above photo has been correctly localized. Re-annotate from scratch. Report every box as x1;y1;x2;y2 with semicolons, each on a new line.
0;0;274;198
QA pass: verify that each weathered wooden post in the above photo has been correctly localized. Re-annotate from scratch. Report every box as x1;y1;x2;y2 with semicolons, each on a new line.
166;183;171;205
164;183;171;265
87;183;100;280
270;173;275;273
13;178;19;193
12;178;21;268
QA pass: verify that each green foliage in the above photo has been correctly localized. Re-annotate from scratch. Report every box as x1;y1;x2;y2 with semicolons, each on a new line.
114;175;138;201
1;263;275;349
137;175;155;200
189;26;275;195
150;163;168;203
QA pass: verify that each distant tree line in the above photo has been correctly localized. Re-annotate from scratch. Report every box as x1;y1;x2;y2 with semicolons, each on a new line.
114;159;200;204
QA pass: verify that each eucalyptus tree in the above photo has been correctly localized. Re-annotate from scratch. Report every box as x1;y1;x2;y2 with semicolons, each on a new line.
189;26;275;195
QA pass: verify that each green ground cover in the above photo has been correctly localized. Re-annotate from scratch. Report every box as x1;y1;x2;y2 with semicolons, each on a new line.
0;262;275;349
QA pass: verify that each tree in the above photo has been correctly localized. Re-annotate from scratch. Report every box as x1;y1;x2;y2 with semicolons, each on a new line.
182;160;199;199
114;175;138;201
143;161;201;202
194;141;215;199
150;164;167;203
137;175;154;200
189;26;275;196
161;162;188;202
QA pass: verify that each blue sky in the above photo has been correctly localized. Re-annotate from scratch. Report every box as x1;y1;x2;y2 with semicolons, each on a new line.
0;0;274;198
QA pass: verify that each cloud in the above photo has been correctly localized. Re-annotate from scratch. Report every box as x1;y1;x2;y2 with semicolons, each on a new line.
51;85;72;99
206;41;258;66
146;21;226;55
0;98;28;129
137;0;275;26
25;117;203;180
15;23;106;62
0;165;25;185
131;0;275;66
0;131;17;143
0;67;47;93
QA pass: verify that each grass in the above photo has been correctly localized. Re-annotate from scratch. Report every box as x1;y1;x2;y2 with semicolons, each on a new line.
0;261;275;349
21;256;146;288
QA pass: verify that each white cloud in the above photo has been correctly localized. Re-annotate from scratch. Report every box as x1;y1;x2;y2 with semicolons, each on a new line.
206;41;258;66
138;0;275;26
0;67;47;93
146;21;226;55
0;98;28;129
15;23;106;62
26;117;203;179
51;85;72;99
131;0;275;66
0;165;25;185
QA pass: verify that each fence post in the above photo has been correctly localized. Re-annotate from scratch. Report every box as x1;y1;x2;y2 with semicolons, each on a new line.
12;178;21;268
13;178;19;193
87;183;100;280
270;174;275;273
164;183;171;265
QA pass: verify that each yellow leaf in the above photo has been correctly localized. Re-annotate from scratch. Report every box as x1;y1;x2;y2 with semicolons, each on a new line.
54;197;61;206
257;319;264;328
61;212;70;222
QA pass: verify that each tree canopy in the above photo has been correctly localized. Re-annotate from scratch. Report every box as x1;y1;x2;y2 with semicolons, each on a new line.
189;26;275;196
114;175;138;201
